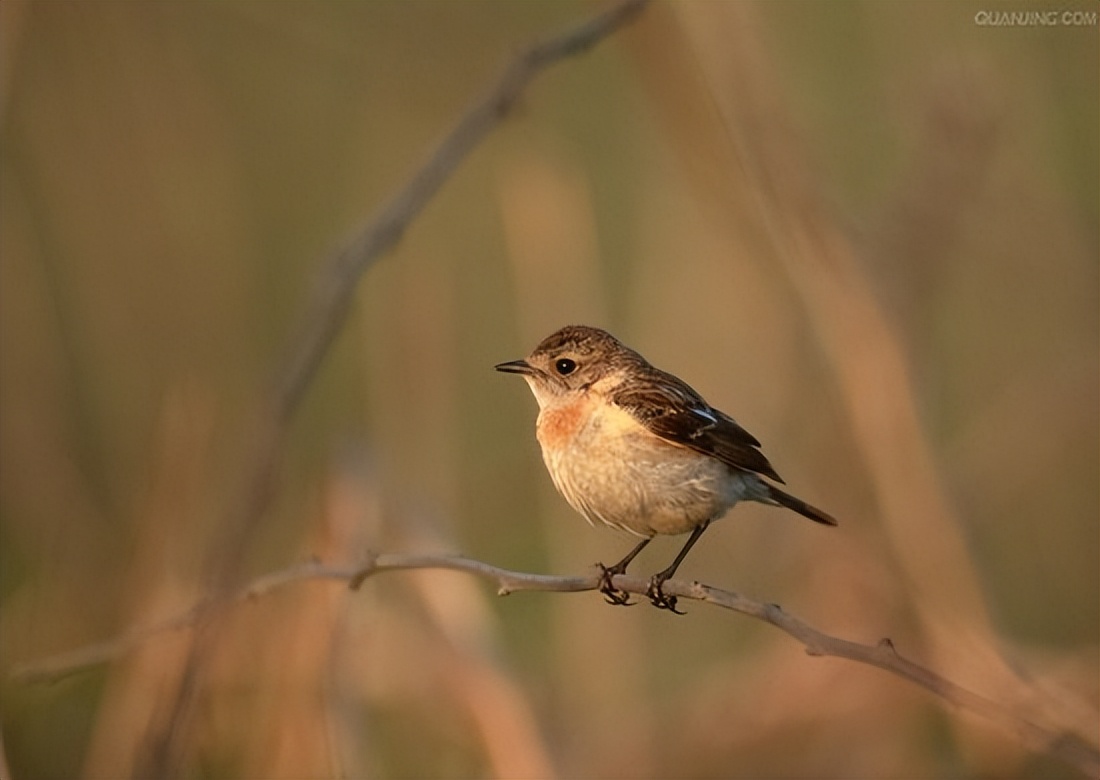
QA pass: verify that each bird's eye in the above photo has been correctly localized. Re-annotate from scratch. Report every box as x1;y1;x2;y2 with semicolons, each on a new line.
555;358;577;375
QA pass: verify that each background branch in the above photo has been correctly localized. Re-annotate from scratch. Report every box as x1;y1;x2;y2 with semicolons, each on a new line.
141;2;650;774
12;553;1099;777
210;0;650;602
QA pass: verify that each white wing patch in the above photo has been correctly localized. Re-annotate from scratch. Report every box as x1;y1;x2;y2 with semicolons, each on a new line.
689;406;718;424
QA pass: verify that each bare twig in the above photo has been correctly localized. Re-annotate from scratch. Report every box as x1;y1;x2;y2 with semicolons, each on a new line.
141;2;650;774
12;553;1099;776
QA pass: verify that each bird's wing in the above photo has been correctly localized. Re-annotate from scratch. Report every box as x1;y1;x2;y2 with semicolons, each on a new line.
610;369;785;483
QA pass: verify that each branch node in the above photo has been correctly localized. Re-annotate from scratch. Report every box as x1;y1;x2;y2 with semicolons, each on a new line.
348;551;380;591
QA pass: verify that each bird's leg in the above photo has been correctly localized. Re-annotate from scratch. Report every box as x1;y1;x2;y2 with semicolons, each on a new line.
646;521;711;614
596;536;652;606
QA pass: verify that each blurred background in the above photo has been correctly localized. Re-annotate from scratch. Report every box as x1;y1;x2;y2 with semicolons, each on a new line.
1;1;1096;778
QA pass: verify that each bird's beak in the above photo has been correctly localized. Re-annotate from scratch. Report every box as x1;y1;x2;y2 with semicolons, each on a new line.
495;359;536;376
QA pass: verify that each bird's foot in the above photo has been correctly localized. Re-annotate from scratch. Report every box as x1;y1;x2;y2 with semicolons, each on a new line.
596;562;634;606
645;573;685;615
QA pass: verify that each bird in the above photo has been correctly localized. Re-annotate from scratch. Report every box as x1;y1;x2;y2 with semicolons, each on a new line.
495;325;836;612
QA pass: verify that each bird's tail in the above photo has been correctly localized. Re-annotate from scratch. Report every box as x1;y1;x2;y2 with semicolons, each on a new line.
767;485;838;526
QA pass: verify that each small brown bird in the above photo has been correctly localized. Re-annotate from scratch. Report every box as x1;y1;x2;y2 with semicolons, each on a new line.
496;325;836;612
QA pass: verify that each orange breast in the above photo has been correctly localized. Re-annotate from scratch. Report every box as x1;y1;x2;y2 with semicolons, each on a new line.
536;398;590;451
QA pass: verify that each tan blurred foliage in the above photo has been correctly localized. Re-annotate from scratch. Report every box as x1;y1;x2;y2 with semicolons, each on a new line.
1;2;1096;778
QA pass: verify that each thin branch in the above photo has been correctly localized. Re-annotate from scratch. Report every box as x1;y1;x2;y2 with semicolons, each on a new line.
12;554;1099;776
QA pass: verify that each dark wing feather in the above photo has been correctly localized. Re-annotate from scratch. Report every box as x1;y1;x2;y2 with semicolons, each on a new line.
611;369;785;483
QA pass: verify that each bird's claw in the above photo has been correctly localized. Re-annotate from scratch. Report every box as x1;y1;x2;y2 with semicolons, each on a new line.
646;575;685;614
596;562;634;606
